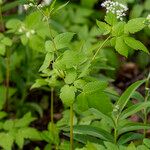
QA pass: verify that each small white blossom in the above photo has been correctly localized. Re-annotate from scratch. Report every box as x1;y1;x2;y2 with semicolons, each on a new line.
146;14;150;21
113;105;120;112
18;25;26;33
23;3;33;10
101;0;128;21
26;29;35;38
26;32;31;38
41;0;52;6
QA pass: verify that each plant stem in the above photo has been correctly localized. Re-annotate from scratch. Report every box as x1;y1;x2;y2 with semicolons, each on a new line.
114;115;119;144
5;49;10;111
51;87;54;124
91;36;111;61
0;4;4;31
70;104;74;150
143;72;150;137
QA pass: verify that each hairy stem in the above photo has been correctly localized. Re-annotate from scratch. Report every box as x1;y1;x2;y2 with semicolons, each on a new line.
143;72;150;137
70;104;74;150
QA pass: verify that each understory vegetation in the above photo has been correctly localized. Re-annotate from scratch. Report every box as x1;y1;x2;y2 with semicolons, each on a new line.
0;0;150;149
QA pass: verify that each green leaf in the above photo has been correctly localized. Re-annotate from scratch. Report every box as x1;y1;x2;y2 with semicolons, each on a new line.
115;36;129;57
45;40;54;52
127;142;136;150
105;12;117;26
87;92;113;114
131;91;145;102
72;125;113;142
76;93;89;112
60;85;77;106
90;108;114;127
14;112;36;128
118;123;150;135
6;19;22;32
3;120;14;131
143;138;150;148
0;132;14;150
124;37;149;54
96;20;111;35
118;133;143;145
54;32;75;49
29;35;45;52
83;81;108;94
104;141;119;150
116;80;145;112
120;102;150;120
124;18;145;34
64;69;77;84
39;52;54;72
31;79;47;89
0;43;6;56
112;22;125;37
16;128;41;149
1;37;12;46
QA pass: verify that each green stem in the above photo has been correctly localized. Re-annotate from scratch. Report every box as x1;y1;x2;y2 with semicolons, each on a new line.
70;104;74;150
143;72;150;137
114;115;119;144
5;49;10;111
91;36;111;62
0;4;4;31
51;87;54;124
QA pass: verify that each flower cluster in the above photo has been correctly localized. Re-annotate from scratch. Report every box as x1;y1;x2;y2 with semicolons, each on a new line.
23;0;52;10
113;105;120;113
18;25;35;38
101;0;128;21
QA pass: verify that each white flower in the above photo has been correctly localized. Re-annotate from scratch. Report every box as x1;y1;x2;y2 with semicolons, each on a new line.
146;14;150;21
18;25;26;33
41;0;52;6
23;3;33;10
101;0;128;21
24;29;35;38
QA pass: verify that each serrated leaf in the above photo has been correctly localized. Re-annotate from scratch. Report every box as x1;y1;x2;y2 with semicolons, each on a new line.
54;32;75;49
96;20;111;35
64;69;77;84
31;79;47;89
115;36;129;57
105;12;117;26
60;85;77;106
124;18;145;34
83;81;108;94
112;22;125;37
124;37;149;54
0;132;14;150
39;52;54;72
15;112;36;128
45;40;54;52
